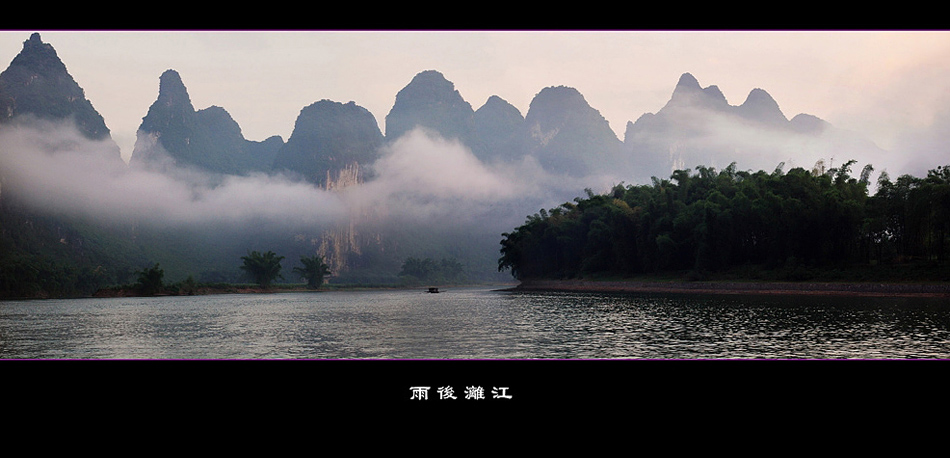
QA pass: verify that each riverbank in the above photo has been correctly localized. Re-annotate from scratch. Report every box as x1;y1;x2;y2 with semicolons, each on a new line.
87;282;511;299
90;284;318;298
512;279;950;298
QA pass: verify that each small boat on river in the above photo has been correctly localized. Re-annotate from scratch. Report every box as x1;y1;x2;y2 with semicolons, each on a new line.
427;287;440;293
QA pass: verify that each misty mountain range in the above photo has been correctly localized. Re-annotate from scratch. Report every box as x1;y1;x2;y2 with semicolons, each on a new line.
0;32;902;294
2;33;885;191
624;72;887;181
126;67;888;188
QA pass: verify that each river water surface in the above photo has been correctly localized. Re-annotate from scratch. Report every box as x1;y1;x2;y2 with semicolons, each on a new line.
2;286;949;359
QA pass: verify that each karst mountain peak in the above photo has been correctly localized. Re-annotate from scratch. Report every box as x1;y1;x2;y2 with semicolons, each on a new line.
0;32;121;158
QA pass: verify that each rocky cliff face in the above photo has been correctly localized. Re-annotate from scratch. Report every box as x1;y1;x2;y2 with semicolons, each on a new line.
314;162;372;276
130;69;283;175
271;100;386;277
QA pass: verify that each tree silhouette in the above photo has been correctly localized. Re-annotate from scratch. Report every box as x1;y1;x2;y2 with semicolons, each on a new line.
293;255;331;289
240;251;284;288
136;263;164;296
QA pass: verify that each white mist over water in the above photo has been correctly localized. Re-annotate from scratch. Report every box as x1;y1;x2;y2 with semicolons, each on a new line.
351;128;619;228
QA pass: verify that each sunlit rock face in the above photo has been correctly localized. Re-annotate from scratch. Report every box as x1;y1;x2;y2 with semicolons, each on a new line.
311;162;362;277
130;69;283;175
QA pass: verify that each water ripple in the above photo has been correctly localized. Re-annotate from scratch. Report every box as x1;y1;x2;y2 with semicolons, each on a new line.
1;288;949;359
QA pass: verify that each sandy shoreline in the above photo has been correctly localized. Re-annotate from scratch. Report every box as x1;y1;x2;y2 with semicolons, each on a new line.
512;279;950;298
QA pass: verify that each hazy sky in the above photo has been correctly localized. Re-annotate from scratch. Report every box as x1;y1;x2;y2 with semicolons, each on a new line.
2;30;950;171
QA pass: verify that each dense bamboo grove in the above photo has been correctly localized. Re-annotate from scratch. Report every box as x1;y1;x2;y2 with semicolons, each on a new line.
499;161;950;282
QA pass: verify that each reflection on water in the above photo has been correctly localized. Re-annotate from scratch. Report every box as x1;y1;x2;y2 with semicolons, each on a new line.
1;287;948;359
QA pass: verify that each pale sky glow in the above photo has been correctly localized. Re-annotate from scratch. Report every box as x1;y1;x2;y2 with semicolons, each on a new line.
2;30;950;176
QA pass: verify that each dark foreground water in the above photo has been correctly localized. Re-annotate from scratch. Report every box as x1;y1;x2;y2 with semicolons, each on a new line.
2;286;949;359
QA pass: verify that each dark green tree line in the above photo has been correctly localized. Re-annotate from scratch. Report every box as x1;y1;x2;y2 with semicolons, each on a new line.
499;161;950;282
